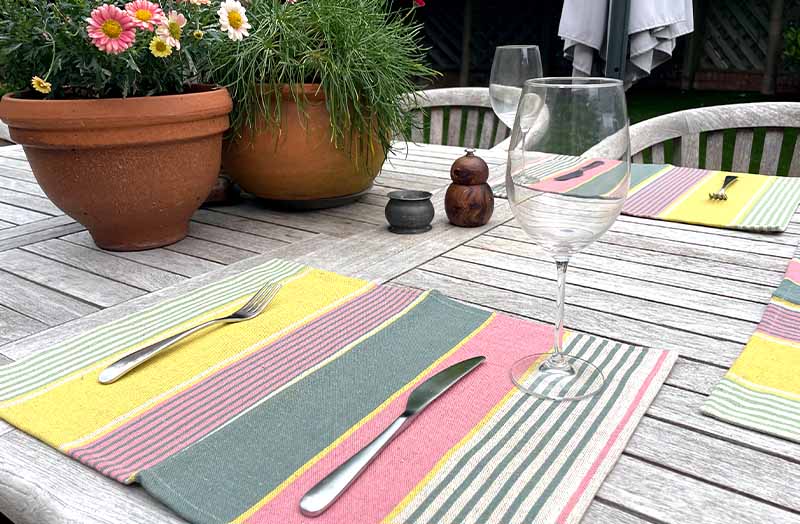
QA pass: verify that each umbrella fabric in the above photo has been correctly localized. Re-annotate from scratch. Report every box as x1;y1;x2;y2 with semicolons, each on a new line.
558;0;694;83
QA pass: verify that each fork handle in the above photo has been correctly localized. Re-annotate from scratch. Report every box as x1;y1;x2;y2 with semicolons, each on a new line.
98;318;225;384
721;175;738;190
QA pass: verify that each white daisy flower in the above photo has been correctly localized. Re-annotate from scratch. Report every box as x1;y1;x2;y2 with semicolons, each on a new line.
218;0;251;41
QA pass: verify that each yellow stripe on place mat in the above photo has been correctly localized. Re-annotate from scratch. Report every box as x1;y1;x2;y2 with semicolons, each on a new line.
660;171;772;226
726;371;800;403
769;296;800;314
0;269;368;447
61;280;377;451
231;312;498;524
728;334;800;396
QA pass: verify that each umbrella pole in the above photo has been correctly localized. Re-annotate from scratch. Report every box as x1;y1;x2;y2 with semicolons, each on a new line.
604;0;631;80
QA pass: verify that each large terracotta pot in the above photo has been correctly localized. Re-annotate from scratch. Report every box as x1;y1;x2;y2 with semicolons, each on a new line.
223;84;383;208
0;87;232;251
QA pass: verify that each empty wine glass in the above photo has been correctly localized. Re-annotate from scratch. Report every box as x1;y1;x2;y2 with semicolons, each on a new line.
506;78;630;401
489;45;543;129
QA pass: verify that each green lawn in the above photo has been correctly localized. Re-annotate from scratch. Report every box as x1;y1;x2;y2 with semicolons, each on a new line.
626;87;800;124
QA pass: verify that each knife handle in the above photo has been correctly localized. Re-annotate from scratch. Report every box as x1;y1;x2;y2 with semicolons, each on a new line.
300;415;411;517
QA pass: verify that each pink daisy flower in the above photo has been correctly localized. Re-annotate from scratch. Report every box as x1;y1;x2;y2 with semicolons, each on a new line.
156;10;187;50
124;0;164;31
86;4;137;55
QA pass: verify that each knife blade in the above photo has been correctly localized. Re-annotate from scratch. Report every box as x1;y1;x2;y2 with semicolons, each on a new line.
554;160;605;181
299;356;486;517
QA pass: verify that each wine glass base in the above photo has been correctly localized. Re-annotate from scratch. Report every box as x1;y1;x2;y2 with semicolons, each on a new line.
510;353;605;401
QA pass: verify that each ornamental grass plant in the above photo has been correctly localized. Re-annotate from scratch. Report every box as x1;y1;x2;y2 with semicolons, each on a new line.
210;0;436;166
0;0;251;99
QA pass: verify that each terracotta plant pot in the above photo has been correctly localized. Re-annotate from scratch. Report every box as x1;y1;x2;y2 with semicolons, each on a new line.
0;87;232;251
223;84;383;208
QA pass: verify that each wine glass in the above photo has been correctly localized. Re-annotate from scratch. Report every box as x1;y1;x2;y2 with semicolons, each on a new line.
489;45;543;129
506;78;630;401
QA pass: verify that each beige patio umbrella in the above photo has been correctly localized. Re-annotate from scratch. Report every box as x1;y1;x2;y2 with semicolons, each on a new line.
558;0;694;83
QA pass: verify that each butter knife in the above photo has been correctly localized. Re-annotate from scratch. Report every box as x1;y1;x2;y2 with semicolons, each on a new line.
299;355;486;517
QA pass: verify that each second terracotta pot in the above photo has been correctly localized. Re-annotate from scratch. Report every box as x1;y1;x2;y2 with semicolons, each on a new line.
223;84;383;207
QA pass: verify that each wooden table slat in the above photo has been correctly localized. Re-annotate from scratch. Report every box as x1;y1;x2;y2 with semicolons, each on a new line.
0;249;144;307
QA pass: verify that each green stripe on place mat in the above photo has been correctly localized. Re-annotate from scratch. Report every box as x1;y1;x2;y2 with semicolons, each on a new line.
772;278;800;304
629;163;669;189
472;344;643;524
703;394;800;443
709;378;800;419
740;178;800;231
403;335;611;524
137;291;492;524
566;162;631;198
0;259;306;402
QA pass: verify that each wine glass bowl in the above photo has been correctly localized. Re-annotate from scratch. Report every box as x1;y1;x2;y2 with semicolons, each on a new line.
489;45;543;129
506;77;631;401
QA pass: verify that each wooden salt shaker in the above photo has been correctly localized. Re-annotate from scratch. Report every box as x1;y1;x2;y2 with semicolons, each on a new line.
445;149;494;227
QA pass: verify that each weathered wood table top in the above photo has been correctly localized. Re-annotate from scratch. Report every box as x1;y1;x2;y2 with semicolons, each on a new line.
0;142;798;524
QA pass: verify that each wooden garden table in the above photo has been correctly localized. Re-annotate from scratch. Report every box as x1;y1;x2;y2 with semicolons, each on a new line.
0;142;797;524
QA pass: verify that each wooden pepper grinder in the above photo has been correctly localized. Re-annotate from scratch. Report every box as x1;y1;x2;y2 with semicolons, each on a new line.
445;148;494;227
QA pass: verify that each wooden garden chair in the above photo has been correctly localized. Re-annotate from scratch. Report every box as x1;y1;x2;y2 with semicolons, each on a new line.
406;88;510;150
628;102;800;176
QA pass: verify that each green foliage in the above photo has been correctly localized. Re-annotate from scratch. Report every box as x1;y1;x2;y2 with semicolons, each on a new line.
209;0;437;171
784;25;800;70
0;0;224;99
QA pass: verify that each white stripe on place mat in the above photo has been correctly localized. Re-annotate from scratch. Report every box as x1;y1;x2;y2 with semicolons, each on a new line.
706;388;800;429
739;178;800;231
394;336;646;524
0;259;306;402
703;398;800;443
485;346;645;524
708;379;800;420
557;349;676;524
389;335;607;524
512;348;667;524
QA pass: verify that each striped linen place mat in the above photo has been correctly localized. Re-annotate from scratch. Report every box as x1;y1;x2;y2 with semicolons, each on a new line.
0;259;676;524
494;155;800;232
702;248;800;442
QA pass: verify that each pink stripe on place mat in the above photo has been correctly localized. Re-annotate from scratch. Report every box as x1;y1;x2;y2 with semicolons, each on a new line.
785;260;800;283
243;314;552;524
756;303;800;343
623;166;710;217
556;350;671;524
71;285;422;482
532;158;622;194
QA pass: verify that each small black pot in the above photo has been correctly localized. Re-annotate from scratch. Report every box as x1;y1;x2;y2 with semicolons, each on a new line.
385;190;435;234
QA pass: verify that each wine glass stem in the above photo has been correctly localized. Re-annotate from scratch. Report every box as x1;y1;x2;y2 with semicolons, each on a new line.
550;259;569;366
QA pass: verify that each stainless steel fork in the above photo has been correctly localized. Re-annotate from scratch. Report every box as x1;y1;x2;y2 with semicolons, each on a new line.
98;282;282;384
708;175;738;201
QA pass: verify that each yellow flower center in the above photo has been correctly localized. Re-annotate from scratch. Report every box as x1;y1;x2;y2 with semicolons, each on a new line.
154;40;167;52
168;21;181;39
135;9;152;22
228;11;243;30
102;19;123;39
